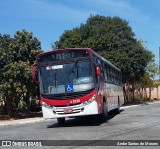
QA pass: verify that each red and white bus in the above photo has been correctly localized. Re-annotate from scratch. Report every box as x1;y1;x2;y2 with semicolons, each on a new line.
32;48;124;124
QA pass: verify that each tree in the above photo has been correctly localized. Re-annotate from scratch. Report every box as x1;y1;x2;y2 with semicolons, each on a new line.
0;34;14;115
154;82;160;99
139;74;153;100
0;34;13;82
53;15;153;102
145;59;159;99
0;30;42;115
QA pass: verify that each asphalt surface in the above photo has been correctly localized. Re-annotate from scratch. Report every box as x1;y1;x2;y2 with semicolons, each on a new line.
0;102;160;149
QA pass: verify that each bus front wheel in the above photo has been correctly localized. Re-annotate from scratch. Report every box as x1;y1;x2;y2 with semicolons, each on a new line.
57;118;65;125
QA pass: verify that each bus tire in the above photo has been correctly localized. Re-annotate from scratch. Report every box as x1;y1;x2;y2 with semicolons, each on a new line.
57;118;65;125
99;101;108;122
115;99;120;114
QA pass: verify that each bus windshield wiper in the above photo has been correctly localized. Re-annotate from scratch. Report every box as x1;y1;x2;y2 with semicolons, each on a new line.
52;71;57;88
69;60;79;78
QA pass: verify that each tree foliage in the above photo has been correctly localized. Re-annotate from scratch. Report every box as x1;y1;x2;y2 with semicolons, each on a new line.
53;15;154;102
54;15;153;83
0;29;42;115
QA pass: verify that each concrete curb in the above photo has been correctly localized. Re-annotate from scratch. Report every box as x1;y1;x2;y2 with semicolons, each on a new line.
121;100;160;109
0;117;44;127
0;101;160;127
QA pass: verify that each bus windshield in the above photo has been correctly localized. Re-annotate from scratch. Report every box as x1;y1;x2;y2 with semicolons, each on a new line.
39;61;94;94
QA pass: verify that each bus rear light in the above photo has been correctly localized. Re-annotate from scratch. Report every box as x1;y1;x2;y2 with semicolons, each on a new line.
83;94;96;106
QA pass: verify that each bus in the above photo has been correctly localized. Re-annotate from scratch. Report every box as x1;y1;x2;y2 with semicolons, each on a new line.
32;48;124;125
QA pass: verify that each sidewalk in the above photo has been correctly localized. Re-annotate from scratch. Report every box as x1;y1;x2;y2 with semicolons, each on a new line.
0;117;44;127
0;101;160;127
121;100;160;109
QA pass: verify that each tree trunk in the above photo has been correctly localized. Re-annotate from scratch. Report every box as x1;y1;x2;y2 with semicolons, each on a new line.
24;92;30;115
6;96;12;116
144;88;147;99
149;87;151;100
141;88;144;101
131;83;135;103
132;89;135;103
123;85;128;103
157;87;159;99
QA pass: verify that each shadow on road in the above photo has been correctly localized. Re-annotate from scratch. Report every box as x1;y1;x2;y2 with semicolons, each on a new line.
47;109;124;128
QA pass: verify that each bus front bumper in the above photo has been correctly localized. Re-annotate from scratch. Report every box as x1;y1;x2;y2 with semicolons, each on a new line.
42;101;99;119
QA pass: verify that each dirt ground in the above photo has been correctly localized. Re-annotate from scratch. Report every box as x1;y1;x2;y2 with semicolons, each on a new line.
0;112;42;121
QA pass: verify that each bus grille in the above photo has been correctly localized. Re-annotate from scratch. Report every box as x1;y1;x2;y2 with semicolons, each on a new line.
53;104;83;115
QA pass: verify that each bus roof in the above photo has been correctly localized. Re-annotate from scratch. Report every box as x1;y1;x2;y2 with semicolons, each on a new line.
36;48;121;71
36;48;90;59
91;49;121;71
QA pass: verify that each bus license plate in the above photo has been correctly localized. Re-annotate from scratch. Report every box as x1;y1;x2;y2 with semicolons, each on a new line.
64;108;73;113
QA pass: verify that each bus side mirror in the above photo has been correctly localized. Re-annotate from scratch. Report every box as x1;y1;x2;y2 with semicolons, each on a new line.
96;66;101;76
32;63;39;84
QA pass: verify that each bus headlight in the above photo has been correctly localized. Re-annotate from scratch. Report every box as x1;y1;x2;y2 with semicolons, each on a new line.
42;101;52;108
83;95;96;106
42;101;47;106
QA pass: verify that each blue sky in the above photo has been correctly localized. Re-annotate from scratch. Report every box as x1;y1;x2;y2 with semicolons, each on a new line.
0;0;160;64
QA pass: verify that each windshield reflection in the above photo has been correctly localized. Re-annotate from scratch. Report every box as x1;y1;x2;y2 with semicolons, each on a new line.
39;61;94;94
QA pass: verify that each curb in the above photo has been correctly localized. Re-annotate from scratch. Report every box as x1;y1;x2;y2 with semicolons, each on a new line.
0;101;160;127
0;117;44;127
121;101;160;109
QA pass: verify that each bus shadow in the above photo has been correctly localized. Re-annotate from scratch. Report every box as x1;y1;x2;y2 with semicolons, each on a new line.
47;109;124;128
107;109;124;120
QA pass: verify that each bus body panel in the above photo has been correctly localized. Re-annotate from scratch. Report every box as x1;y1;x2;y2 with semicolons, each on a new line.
33;48;124;120
105;83;124;111
42;100;99;119
41;89;96;107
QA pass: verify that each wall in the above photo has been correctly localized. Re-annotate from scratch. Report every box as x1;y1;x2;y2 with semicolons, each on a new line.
146;86;160;99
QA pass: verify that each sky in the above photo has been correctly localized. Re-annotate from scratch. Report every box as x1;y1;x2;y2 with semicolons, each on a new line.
0;0;160;64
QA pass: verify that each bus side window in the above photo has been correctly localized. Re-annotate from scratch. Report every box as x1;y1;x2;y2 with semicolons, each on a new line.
93;55;104;81
115;71;118;84
93;55;97;64
93;55;98;82
98;59;105;81
104;63;108;82
119;72;122;85
110;67;113;83
106;65;110;83
115;70;118;84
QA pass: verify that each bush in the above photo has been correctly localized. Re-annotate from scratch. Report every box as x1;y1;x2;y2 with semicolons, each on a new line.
0;104;7;115
17;100;27;113
30;99;41;112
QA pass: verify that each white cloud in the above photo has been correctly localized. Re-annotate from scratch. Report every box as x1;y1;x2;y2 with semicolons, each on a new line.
22;0;97;22
77;0;150;23
2;0;149;25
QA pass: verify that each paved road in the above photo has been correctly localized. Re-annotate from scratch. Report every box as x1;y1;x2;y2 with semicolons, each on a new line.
0;102;160;149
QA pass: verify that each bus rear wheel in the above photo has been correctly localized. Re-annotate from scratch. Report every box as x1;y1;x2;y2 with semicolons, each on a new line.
57;118;65;125
115;99;120;114
99;101;108;122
